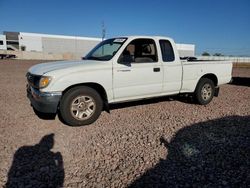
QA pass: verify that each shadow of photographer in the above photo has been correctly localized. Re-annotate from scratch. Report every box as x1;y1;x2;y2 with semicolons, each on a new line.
129;115;250;187
5;134;64;188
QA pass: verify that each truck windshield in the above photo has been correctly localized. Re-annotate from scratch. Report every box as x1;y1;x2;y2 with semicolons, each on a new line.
85;38;127;61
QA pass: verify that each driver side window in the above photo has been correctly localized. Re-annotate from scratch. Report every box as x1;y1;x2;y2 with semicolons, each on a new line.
118;39;158;64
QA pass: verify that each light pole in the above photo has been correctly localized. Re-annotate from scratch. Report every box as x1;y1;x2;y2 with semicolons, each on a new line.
102;21;106;55
102;21;106;41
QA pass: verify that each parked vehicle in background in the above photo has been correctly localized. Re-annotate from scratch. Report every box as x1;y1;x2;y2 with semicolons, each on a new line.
0;53;16;59
26;36;232;126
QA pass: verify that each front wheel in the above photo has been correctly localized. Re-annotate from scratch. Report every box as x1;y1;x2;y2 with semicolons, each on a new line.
59;86;103;126
195;78;215;105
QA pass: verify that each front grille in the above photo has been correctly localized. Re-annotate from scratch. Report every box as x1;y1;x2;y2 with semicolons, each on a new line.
26;72;41;88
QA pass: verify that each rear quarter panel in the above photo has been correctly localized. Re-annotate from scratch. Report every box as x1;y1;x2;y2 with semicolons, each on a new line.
181;61;232;93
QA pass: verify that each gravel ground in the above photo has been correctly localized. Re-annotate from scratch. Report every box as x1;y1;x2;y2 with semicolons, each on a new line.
0;60;249;187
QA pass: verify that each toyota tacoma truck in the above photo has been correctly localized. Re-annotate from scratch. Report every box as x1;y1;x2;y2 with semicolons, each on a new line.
26;36;232;126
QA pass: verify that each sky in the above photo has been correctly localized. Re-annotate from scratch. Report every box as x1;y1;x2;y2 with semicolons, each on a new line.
0;0;250;56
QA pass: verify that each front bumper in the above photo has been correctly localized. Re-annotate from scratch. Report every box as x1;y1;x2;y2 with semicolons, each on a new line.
27;85;61;113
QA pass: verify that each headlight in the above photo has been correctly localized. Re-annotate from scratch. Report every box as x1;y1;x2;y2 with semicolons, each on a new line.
39;76;52;88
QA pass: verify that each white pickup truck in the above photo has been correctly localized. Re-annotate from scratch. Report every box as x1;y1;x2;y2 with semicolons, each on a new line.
26;36;232;126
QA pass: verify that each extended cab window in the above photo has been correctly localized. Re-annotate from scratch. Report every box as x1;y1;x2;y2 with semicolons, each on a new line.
118;39;158;63
160;40;175;62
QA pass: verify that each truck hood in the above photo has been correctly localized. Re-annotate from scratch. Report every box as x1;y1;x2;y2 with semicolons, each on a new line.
28;60;102;75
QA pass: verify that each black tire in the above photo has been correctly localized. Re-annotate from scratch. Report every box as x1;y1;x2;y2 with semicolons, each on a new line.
59;86;103;126
195;78;215;105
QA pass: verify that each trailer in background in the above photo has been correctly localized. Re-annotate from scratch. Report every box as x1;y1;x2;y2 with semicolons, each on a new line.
0;35;7;50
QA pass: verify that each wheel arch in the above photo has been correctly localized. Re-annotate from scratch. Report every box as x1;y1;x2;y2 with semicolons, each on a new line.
199;73;218;86
61;82;109;111
194;75;216;105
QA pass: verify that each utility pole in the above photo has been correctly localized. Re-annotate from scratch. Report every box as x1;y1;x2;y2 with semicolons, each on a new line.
102;21;106;55
102;21;106;41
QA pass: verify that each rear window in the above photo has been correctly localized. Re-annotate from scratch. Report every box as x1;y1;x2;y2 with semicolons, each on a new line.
159;40;175;62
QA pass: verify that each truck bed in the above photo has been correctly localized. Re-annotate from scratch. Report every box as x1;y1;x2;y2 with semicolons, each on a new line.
180;60;232;93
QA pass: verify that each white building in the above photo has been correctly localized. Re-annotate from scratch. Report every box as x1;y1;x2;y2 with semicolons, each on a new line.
3;31;102;59
18;32;102;58
2;31;196;59
176;43;195;57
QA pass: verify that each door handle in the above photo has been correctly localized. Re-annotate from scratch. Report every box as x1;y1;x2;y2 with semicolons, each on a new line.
117;69;131;72
153;67;160;72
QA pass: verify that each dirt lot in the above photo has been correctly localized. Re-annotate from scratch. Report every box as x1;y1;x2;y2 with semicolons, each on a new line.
0;60;249;187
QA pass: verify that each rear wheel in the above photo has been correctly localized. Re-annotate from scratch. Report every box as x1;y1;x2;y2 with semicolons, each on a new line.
195;78;215;105
59;86;103;126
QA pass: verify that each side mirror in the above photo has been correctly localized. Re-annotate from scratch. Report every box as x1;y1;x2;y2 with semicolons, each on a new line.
118;55;133;66
81;57;85;60
122;61;131;67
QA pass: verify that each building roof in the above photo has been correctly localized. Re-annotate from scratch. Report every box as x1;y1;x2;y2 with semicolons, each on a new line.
19;32;102;41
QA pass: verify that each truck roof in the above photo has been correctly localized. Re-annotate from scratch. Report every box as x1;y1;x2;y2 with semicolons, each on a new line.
114;36;174;41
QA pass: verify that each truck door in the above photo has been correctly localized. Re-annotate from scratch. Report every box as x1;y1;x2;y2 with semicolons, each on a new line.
113;38;163;100
159;40;182;94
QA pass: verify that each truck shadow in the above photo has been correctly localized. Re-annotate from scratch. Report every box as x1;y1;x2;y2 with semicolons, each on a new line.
5;134;64;188
129;115;250;187
33;107;57;120
230;77;250;87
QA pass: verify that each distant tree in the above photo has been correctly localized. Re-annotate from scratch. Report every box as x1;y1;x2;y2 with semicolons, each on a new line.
202;52;210;56
213;53;223;56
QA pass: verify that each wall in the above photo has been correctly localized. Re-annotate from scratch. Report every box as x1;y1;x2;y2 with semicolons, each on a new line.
41;37;100;59
18;32;102;59
19;35;43;51
197;56;250;63
0;49;64;60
